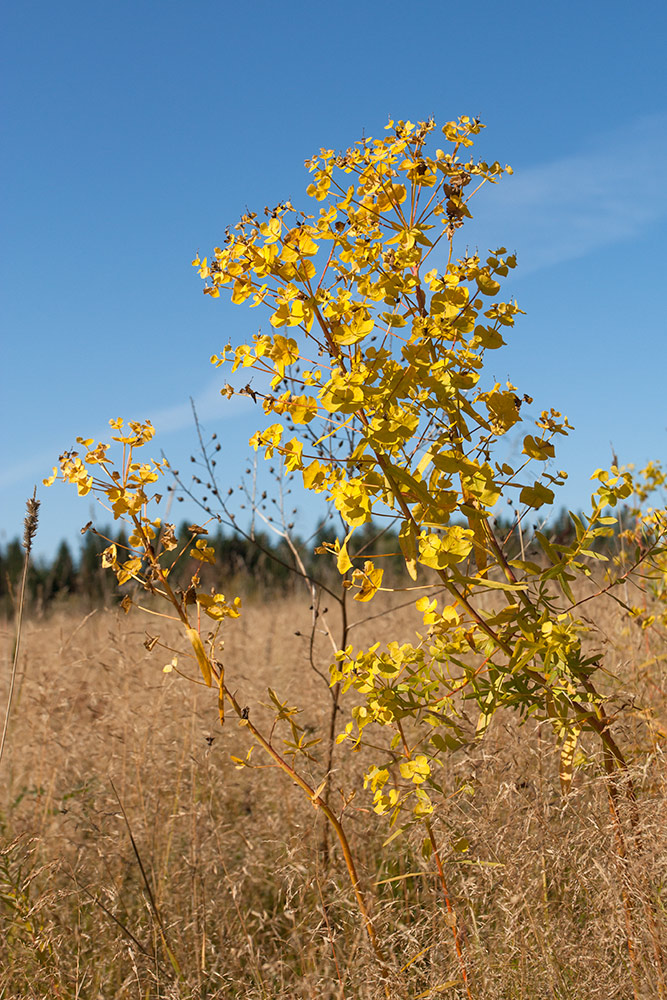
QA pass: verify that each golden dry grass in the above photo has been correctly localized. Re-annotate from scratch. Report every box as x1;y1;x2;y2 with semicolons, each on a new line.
1;594;666;999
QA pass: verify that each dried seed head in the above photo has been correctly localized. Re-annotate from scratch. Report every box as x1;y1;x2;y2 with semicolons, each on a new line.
23;488;40;554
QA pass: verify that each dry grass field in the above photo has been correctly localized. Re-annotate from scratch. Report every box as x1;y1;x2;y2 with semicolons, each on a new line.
1;592;666;999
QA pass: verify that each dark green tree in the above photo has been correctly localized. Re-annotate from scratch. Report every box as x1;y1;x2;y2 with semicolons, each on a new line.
46;540;77;599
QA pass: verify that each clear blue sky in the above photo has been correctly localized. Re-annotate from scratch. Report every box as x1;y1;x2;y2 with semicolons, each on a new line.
2;0;666;558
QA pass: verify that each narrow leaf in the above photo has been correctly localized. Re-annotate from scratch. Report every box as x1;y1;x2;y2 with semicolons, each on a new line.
337;528;354;574
186;627;212;687
560;726;581;796
399;521;418;580
218;665;225;726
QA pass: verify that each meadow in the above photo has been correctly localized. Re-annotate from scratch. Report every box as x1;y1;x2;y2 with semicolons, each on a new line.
4;115;666;1000
1;586;665;999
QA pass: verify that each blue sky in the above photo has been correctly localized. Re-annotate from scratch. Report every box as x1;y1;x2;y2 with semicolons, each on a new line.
2;0;666;558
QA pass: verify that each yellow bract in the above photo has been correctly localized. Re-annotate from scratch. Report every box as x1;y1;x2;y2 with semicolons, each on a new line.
352;561;383;602
190;539;216;564
302;459;328;492
522;434;556;461
330;479;372;526
519;482;555;510
196;593;242;621
418;527;474;570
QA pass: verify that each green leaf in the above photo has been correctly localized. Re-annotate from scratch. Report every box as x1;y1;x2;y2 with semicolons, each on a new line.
451;837;470;853
382;826;406;848
508;558;543;575
384;461;433;508
535;530;558;563
451;570;528;592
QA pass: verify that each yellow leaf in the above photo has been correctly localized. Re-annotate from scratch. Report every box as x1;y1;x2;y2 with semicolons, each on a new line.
519;481;555;510
559;726;581;796
282;437;303;472
416;596;439;624
337;528;355;574
476;273;501;296
289;395;318;424
331;478;372;526
353;560;383;602
116;557;141;585
333;310;374;345
522;434;555;461
483;389;521;434
473;324;505;350
196;592;241;621
418;527;474;570
270;334;300;372
190;539;216;564
249;422;283;458
186;627;213;687
302;459;328;492
399;521;418;580
101;544;117;568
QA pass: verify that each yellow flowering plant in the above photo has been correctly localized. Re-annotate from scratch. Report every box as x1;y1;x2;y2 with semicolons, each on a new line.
47;116;667;995
193;116;666;812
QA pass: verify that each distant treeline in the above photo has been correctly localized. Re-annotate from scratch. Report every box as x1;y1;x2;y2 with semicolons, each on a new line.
0;522;298;614
0;509;594;614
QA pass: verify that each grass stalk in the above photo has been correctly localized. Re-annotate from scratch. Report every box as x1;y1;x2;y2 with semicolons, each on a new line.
0;489;39;769
110;779;184;983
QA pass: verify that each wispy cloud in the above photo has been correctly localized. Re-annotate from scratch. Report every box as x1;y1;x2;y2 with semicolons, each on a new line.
0;377;252;490
464;113;667;274
147;377;252;434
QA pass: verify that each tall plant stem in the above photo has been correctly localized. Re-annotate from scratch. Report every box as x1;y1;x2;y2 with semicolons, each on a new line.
425;821;474;1000
221;677;387;968
319;586;348;864
0;490;39;769
141;523;388;971
0;572;27;769
603;748;641;1000
282;527;347;864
